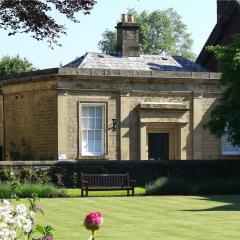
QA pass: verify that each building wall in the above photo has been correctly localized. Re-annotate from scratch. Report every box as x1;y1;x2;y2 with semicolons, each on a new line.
56;75;221;160
0;73;222;161
0;95;3;160
60;91;119;160
3;80;58;160
201;94;221;159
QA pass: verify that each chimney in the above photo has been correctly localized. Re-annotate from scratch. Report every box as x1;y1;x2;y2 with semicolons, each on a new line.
217;0;230;21
116;14;140;57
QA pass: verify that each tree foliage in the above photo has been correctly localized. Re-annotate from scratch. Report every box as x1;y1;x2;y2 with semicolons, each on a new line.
0;55;35;76
0;0;96;47
205;34;240;146
98;8;196;60
98;30;117;55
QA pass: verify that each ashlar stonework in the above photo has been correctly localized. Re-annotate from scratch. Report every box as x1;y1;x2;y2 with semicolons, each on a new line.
0;13;235;161
0;68;223;161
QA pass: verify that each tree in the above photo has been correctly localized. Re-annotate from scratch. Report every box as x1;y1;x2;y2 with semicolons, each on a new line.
0;55;35;76
98;8;196;60
98;30;117;55
205;34;240;146
0;0;96;47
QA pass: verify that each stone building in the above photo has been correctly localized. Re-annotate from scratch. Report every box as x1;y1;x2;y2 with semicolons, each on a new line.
0;13;235;161
196;0;240;156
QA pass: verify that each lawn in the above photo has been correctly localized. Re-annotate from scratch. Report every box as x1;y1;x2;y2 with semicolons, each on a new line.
35;194;240;240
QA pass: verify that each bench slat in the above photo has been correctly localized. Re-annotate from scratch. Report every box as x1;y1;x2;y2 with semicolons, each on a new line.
80;173;135;197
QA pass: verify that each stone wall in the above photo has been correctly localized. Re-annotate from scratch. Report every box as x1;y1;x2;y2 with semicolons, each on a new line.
3;81;58;160
57;75;221;160
1;160;240;187
0;71;222;161
0;95;3;160
59;91;119;160
201;94;221;159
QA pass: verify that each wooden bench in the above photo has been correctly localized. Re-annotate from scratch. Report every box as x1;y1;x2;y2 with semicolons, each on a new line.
80;173;135;197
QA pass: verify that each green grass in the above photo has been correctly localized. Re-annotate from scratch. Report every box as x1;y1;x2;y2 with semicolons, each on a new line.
66;187;145;197
33;195;240;240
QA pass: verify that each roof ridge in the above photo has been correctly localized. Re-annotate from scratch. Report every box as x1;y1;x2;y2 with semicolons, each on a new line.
78;52;90;68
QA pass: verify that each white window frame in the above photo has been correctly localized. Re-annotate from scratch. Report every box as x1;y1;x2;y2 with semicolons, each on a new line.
81;103;105;157
221;134;240;156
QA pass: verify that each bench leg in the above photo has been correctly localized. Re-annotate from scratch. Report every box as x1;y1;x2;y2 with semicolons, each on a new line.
86;189;88;197
132;188;135;196
127;190;130;196
81;189;84;197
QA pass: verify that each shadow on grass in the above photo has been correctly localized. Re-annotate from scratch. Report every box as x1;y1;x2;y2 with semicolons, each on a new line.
183;195;240;211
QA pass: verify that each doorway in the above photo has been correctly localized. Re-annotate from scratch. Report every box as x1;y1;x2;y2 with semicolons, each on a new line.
148;133;169;160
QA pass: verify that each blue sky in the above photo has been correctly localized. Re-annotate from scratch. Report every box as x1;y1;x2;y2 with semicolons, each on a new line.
0;0;216;69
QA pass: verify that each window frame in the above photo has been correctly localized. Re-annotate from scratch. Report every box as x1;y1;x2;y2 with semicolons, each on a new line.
79;102;107;157
221;134;240;156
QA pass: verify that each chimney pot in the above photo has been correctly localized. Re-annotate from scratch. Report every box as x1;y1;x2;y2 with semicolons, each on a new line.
122;14;127;22
128;14;134;22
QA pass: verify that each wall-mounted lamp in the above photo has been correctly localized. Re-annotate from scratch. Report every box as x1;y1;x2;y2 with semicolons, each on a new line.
112;118;118;131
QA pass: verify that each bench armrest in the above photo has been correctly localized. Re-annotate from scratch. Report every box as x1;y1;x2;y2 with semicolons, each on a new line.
80;180;88;188
129;180;136;187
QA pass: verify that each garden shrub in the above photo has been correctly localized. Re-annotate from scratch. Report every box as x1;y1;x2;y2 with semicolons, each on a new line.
197;178;240;194
145;177;240;195
0;167;15;182
145;177;196;195
0;184;13;199
0;183;67;198
0;167;51;184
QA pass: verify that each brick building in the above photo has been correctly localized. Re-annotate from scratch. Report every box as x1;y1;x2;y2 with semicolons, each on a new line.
0;12;237;161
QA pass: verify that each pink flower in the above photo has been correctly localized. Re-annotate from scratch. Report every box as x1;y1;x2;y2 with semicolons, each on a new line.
35;204;42;212
46;236;53;240
84;212;103;231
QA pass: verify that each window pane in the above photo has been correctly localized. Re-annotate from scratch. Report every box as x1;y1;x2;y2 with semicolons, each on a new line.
88;107;95;118
82;107;88;117
95;140;103;153
96;118;102;129
88;140;94;153
82;141;88;154
222;134;240;155
82;118;88;129
95;130;102;140
83;130;88;140
96;107;102;118
88;130;94;140
81;105;105;156
89;118;95;129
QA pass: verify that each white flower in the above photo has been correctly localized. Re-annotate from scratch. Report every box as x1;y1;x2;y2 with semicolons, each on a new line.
0;223;7;228
29;211;35;219
0;200;36;239
2;200;10;206
1;228;10;237
23;219;32;233
9;230;16;239
16;204;27;216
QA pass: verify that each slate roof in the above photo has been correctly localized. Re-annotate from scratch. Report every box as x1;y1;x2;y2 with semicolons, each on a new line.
64;52;206;72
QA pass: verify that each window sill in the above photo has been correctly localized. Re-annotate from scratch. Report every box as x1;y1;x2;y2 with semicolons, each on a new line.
222;153;240;156
220;155;240;160
77;155;109;160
